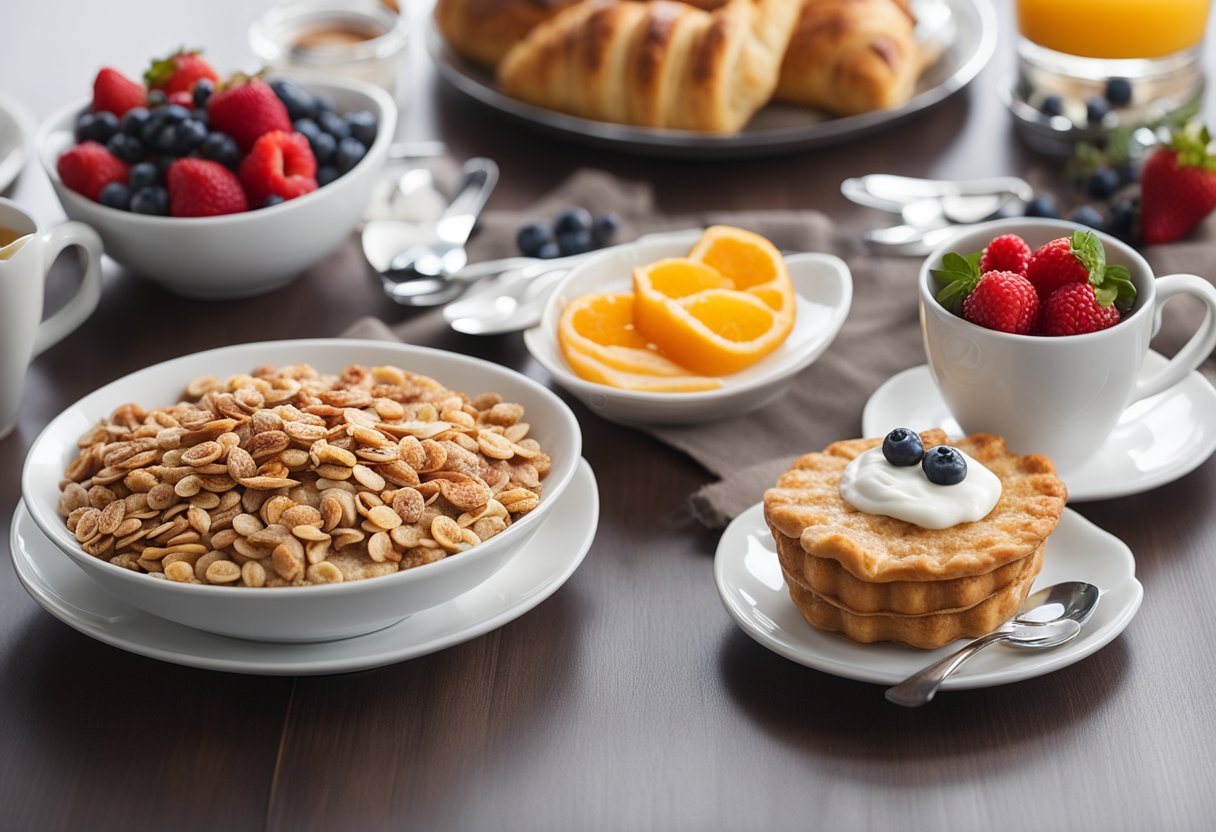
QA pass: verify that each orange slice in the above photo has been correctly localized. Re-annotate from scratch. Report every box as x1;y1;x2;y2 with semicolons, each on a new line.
632;226;795;376
557;292;722;392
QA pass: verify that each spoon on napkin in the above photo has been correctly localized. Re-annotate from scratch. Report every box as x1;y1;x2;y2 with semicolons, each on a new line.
885;580;1100;707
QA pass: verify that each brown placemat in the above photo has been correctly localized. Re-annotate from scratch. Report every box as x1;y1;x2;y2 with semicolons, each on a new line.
345;167;1216;528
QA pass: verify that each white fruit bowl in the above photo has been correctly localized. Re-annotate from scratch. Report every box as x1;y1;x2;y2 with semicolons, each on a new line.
36;77;396;299
21;340;582;643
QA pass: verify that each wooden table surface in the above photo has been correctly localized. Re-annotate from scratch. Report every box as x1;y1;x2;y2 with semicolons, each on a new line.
4;3;1216;830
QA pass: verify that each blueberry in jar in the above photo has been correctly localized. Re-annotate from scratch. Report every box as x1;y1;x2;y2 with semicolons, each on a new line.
922;446;967;485
1105;77;1133;106
1040;95;1064;117
882;428;924;466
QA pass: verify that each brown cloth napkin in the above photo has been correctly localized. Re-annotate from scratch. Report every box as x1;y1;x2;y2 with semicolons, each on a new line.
345;168;1216;528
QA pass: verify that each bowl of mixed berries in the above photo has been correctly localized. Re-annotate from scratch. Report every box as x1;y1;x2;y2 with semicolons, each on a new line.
36;49;396;299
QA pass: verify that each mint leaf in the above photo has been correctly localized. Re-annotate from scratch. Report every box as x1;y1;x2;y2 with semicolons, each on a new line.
930;250;982;313
1070;230;1105;282
1101;264;1137;311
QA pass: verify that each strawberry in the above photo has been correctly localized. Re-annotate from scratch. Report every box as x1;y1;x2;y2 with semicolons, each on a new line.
962;271;1039;334
1140;122;1216;245
207;78;292;152
166;158;248;217
979;234;1031;276
145;49;219;95
92;67;146;118
168;91;194;108
239;131;318;205
57;141;130;201
1025;237;1090;301
1040;282;1122;336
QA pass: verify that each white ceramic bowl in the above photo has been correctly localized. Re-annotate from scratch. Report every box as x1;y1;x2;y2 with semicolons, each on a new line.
523;230;853;425
21;339;583;643
36;77;396;299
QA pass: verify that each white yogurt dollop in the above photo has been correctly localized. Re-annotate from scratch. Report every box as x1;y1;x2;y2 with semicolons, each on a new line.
838;447;1001;529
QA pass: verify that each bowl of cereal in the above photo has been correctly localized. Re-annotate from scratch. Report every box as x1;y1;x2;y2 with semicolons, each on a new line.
21;340;582;642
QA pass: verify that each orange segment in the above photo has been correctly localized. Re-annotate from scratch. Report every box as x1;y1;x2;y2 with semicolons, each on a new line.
557;292;723;391
633;227;795;376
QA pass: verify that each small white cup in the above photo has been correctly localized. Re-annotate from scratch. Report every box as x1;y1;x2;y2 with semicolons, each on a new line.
919;219;1216;471
0;197;103;440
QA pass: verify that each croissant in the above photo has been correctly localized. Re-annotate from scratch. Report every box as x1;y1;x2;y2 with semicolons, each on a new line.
434;0;584;68
774;0;923;115
497;0;801;134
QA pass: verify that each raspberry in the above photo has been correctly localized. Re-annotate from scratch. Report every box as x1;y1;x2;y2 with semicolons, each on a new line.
961;271;1039;334
57;141;130;201
238;130;318;205
1040;282;1121;336
979;234;1031;275
166;158;248;217
1026;237;1090;301
207;78;292;152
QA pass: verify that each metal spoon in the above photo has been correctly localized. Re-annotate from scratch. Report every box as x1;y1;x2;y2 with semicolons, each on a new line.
885;581;1100;707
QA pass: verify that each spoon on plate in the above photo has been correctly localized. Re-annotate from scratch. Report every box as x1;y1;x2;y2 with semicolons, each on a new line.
885;580;1100;707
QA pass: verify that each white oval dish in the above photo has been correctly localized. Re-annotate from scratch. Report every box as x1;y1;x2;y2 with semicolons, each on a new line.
523;230;852;425
35;77;396;299
20;339;582;643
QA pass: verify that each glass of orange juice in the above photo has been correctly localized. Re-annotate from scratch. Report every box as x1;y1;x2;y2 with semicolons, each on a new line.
1012;0;1211;151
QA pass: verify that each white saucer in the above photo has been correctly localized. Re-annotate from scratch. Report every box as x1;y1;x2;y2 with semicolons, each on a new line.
862;351;1216;501
10;460;598;676
715;502;1143;689
0;92;35;192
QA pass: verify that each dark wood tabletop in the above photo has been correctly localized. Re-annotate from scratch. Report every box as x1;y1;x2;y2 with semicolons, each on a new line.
4;3;1216;831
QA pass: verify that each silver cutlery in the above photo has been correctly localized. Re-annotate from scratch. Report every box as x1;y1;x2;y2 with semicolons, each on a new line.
885;581;1100;707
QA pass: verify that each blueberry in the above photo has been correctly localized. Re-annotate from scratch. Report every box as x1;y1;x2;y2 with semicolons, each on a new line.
130;185;169;216
592;212;619;246
270;79;316;122
192;108;209;127
1106;199;1139;242
345;110;378;146
262;194;286;209
120;107;149;137
557;229;593;256
156;155;175;178
516;221;555;257
1024;194;1060;219
200;132;241;169
1105;77;1133;106
140;109;169;146
92;111;120;143
882;428;924;467
293;118;321;143
313;94;335;113
1086;166;1121;199
318;110;350;140
1085;95;1110;124
1040;95;1065;118
554;206;592;235
922;446;967;485
129;162;159;191
308;131;336;166
173;119;208;154
146;89;167;108
537;241;561;260
192;78;214;109
74;112;97;143
334;137;366;173
1069;205;1105;230
99;182;131;210
317;166;339;187
1118;162;1141;187
161;104;192;125
106;132;145;163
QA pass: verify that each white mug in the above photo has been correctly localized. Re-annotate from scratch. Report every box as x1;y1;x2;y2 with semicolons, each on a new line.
919;219;1216;471
0;197;103;440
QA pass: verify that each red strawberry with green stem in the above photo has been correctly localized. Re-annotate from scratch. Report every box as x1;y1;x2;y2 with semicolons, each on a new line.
145;48;219;95
1025;231;1136;309
1140;122;1216;245
92;67;146;118
207;77;292;152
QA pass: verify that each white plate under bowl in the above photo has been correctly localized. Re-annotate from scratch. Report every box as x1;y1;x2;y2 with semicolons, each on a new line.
21;339;582;643
10;460;598;676
716;502;1143;689
0;92;35;193
524;230;852;425
862;352;1216;501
